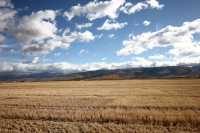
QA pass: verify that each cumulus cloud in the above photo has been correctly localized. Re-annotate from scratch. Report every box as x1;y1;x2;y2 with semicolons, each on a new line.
76;23;93;30
70;30;95;42
64;0;125;21
97;19;127;31
0;0;16;44
19;30;95;54
117;18;200;58
8;10;60;54
143;20;151;26
120;0;164;15
0;8;16;30
0;0;95;55
5;9;95;54
147;0;164;9
10;10;58;44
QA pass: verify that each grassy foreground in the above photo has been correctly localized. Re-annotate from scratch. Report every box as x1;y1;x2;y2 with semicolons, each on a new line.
0;79;200;133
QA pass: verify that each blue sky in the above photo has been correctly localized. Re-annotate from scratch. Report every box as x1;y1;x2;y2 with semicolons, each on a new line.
0;0;200;73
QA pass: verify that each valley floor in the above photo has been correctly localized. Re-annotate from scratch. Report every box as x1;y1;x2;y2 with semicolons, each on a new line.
0;80;200;133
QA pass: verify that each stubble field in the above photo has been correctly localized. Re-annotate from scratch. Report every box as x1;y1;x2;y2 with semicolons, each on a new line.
0;79;200;133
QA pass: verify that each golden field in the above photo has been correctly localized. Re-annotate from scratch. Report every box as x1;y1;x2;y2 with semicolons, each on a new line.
0;79;200;133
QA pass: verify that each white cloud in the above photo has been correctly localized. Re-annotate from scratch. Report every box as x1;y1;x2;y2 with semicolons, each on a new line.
32;57;40;64
117;18;200;58
120;0;164;15
79;49;88;54
0;0;16;44
149;54;165;60
11;10;58;44
101;57;107;61
132;57;154;67
71;30;95;42
108;34;115;38
0;62;14;72
1;56;200;74
147;0;164;9
120;2;147;14
0;8;16;31
1;0;199;69
143;20;151;26
6;9;95;54
97;19;127;31
76;23;93;30
64;0;125;21
64;0;163;21
19;30;95;54
8;10;60;54
0;61;134;73
0;60;163;73
0;0;13;8
0;35;6;44
96;33;103;39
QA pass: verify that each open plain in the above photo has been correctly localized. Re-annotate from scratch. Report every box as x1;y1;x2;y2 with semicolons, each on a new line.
0;79;200;133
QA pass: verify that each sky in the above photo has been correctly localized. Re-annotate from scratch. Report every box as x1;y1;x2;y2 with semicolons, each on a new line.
0;0;200;73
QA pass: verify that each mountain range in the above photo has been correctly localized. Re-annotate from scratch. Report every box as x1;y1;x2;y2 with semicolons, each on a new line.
0;64;200;82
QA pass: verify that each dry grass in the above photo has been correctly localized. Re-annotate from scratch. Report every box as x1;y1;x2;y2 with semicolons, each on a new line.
0;79;200;133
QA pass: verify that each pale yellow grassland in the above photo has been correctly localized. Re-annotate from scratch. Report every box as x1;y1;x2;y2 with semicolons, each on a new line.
0;79;200;133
